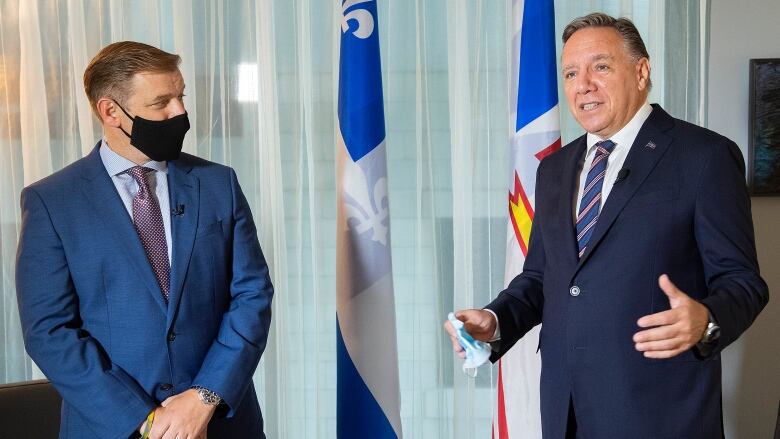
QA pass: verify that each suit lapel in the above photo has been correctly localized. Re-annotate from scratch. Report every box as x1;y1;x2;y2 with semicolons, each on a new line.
554;136;586;274
80;144;168;314
166;158;199;331
573;105;674;274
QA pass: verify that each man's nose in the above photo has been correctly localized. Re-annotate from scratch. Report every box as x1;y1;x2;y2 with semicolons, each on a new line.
574;71;595;94
168;98;186;117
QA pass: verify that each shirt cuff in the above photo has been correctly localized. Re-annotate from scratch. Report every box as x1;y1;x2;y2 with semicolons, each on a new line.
484;308;501;342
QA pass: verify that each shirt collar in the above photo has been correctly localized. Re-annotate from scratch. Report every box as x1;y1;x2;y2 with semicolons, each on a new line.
585;101;653;154
99;138;168;176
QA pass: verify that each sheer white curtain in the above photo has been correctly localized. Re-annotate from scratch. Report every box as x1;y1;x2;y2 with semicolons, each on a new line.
0;1;705;437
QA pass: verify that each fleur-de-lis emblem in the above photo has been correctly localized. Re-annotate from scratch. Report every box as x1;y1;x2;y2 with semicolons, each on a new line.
343;160;389;246
341;0;375;39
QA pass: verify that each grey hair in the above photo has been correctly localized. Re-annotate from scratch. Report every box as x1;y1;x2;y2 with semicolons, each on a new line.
563;12;651;89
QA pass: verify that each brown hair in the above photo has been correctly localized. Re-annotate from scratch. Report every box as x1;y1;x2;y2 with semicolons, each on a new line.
562;12;651;89
83;41;181;114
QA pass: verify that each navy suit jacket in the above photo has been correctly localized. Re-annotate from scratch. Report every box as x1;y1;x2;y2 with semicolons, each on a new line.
16;144;274;439
486;105;768;438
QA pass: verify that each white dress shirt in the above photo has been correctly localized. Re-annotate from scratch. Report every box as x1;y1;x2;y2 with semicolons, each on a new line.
574;102;653;218
99;140;173;265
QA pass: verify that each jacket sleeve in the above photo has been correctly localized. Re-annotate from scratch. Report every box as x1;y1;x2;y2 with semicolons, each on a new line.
484;164;546;361
15;187;155;439
191;168;274;416
695;138;769;356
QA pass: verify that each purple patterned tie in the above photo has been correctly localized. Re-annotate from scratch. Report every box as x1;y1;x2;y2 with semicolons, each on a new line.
127;166;170;300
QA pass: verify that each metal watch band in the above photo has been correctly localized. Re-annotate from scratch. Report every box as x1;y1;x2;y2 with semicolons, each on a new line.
192;386;222;406
700;312;721;344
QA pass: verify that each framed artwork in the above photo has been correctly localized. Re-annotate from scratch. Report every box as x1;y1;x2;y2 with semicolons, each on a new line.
748;58;780;195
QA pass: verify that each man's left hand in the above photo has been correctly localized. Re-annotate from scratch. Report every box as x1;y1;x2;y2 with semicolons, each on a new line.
633;274;709;359
147;389;215;439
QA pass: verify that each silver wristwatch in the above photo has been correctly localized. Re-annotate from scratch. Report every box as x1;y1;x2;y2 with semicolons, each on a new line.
700;313;721;345
192;386;222;406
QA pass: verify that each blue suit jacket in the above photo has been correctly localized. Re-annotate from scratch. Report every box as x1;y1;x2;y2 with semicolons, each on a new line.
16;144;274;439
486;105;768;438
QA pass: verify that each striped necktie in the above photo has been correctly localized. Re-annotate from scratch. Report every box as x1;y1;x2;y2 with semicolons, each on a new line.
576;140;616;258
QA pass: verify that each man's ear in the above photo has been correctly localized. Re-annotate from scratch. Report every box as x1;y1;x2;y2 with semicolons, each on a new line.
96;98;122;127
636;57;651;91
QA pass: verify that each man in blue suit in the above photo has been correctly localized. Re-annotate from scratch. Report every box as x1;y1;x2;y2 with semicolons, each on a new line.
446;13;768;438
15;41;273;439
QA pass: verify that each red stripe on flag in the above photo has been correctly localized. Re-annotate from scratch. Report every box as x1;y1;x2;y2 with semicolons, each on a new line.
535;137;561;161
497;359;509;439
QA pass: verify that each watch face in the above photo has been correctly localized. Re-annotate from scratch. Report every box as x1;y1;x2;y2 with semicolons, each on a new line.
196;388;221;406
703;322;721;343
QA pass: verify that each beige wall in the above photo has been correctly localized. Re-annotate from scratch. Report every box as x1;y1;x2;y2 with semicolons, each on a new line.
708;0;780;437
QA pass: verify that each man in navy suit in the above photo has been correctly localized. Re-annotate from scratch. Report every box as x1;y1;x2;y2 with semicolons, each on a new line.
16;41;273;439
446;13;768;438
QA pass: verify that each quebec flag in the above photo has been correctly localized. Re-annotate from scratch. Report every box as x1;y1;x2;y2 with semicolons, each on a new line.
336;1;402;438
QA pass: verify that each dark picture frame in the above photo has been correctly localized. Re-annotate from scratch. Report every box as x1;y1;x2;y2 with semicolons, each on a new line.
748;58;780;195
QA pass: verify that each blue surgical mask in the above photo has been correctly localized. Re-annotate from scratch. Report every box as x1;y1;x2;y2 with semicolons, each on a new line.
448;312;492;377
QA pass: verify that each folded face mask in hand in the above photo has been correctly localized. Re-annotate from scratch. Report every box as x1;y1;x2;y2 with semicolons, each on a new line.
448;312;492;377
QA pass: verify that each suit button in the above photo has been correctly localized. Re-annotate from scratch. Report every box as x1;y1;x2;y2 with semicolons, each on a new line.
167;331;176;342
569;286;581;297
159;383;173;391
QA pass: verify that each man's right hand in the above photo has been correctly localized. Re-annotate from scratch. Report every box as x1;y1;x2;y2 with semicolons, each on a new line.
443;309;497;358
138;402;209;439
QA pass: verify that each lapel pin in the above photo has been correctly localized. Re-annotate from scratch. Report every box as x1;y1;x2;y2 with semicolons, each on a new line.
645;141;656;150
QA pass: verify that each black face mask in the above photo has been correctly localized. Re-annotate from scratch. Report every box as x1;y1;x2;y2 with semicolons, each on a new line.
116;102;190;162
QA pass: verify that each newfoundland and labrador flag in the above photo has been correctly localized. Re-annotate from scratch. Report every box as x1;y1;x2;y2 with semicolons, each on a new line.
494;0;560;438
336;1;402;438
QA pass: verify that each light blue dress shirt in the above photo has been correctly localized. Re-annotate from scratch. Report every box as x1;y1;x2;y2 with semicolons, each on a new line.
99;140;172;265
